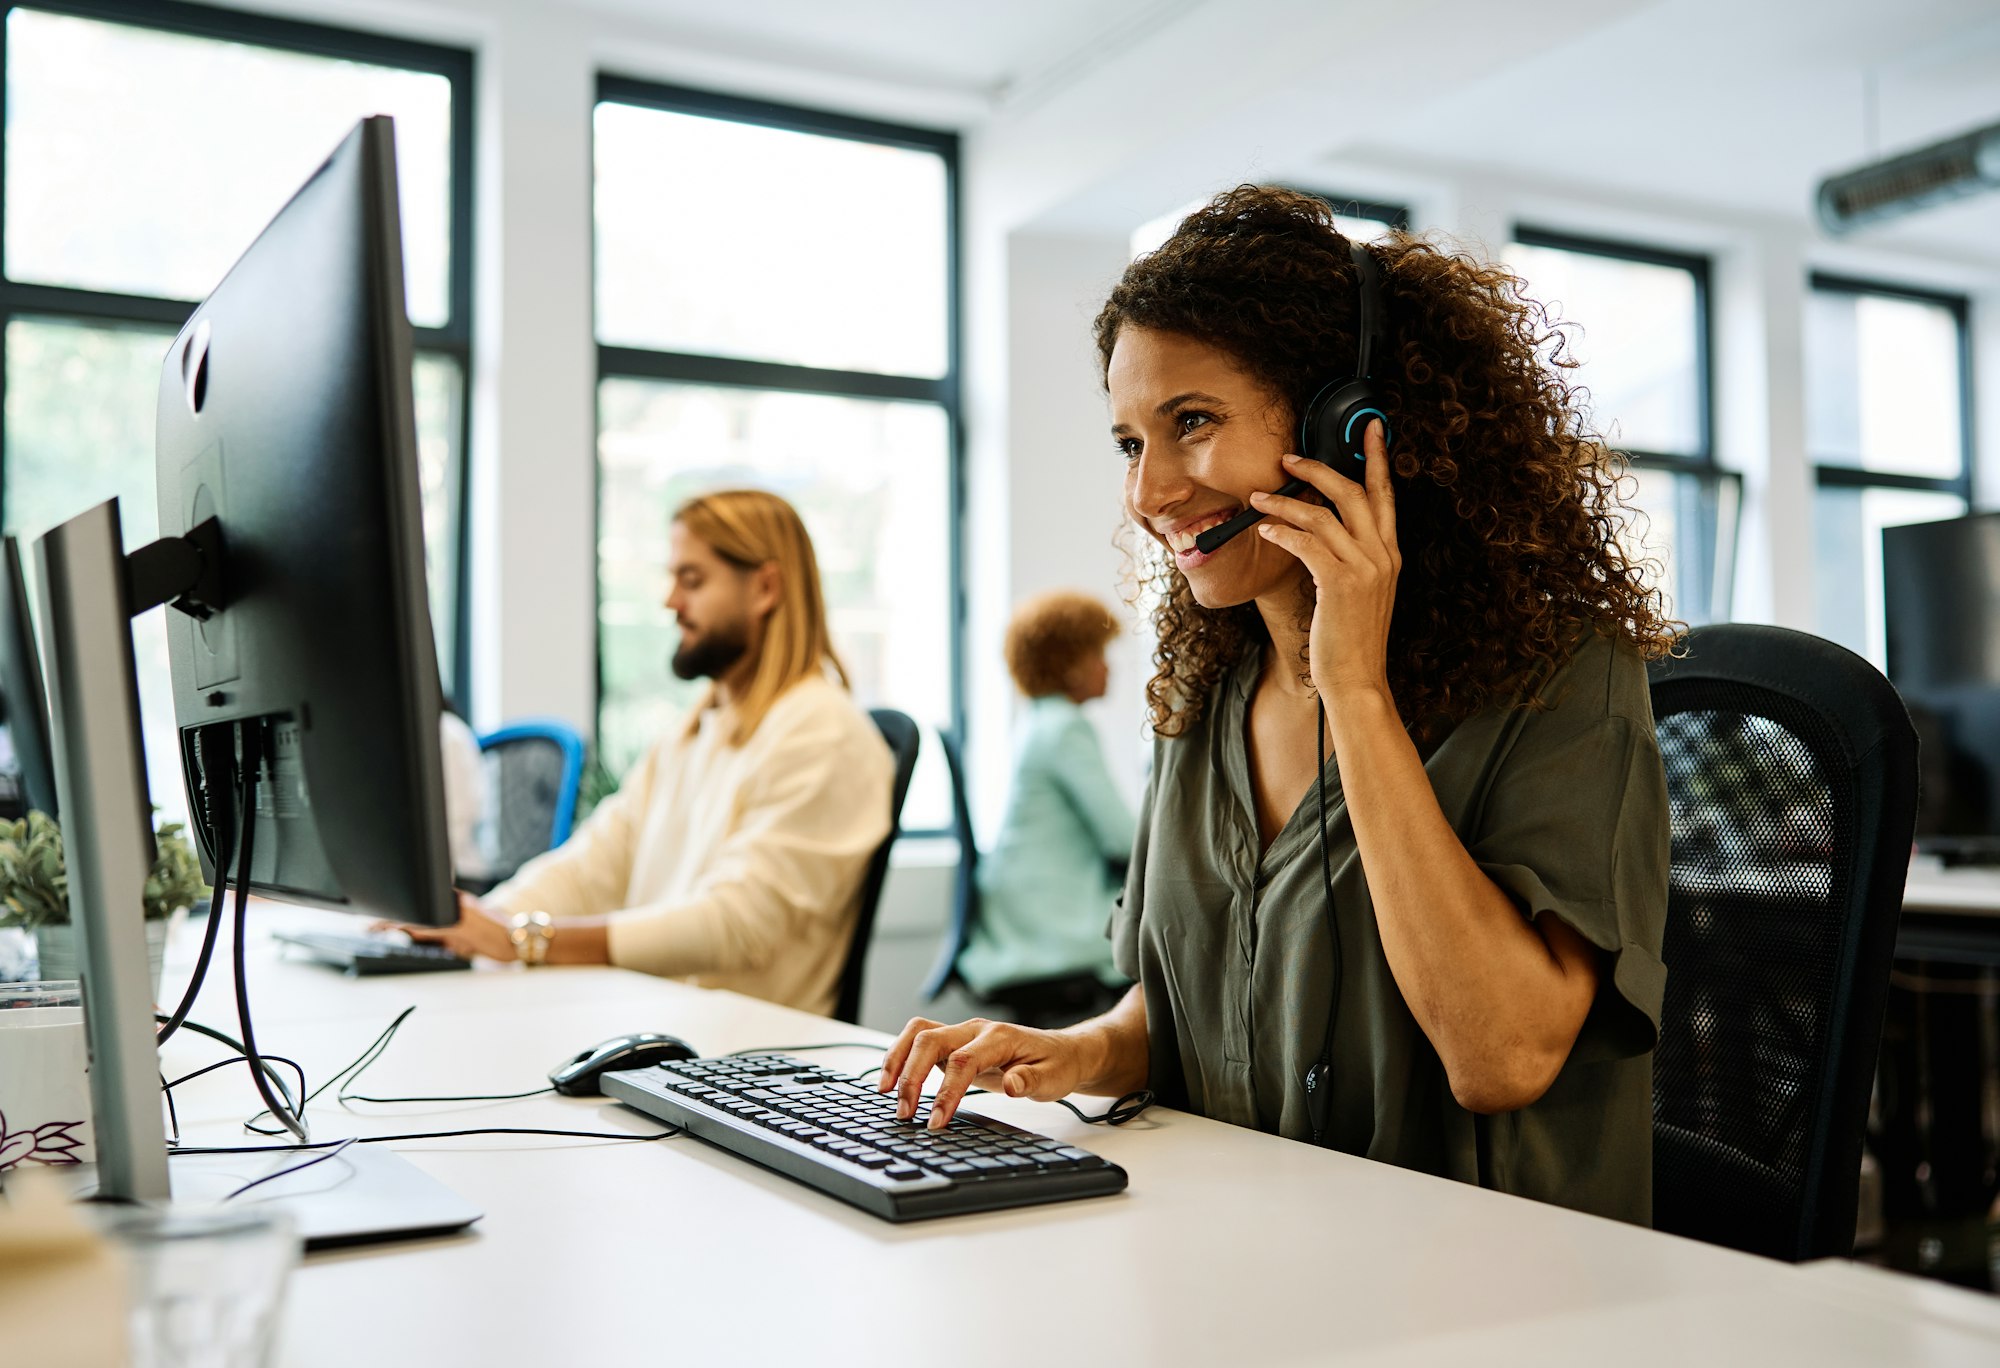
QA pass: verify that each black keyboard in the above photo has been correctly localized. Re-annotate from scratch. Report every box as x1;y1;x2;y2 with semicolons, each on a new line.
603;1054;1127;1222
273;930;472;976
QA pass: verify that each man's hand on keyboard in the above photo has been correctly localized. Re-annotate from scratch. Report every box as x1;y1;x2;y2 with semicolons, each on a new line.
378;892;516;961
879;1017;1092;1131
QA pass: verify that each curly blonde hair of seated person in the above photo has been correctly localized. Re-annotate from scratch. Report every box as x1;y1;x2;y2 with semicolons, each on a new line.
1098;185;1680;743
674;488;852;746
1004;590;1120;698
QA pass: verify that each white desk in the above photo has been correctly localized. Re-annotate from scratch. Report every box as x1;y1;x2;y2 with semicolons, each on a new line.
152;908;2000;1368
1903;859;2000;917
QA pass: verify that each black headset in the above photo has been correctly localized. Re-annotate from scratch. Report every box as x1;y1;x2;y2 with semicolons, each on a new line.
1192;239;1393;556
1299;240;1389;1147
1298;239;1392;478
1179;236;1392;1143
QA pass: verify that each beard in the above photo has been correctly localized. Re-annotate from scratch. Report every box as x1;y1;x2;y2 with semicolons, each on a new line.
671;620;751;681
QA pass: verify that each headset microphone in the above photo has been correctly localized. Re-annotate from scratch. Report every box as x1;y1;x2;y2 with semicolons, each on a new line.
1192;240;1392;557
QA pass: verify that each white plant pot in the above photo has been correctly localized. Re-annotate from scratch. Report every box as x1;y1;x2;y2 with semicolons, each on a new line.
33;919;169;997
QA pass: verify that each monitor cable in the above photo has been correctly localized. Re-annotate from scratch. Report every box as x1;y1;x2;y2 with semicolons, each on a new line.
166;1003;682;1155
225;720;309;1142
155;725;241;1049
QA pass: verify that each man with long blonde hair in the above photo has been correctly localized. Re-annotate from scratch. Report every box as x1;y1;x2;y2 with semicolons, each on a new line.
402;489;894;1016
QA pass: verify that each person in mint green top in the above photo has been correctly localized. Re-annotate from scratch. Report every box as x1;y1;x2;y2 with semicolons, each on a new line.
957;591;1135;999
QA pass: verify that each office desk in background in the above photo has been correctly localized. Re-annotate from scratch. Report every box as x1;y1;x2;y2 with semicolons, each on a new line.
151;908;2000;1368
1902;859;2000;966
1879;860;2000;1290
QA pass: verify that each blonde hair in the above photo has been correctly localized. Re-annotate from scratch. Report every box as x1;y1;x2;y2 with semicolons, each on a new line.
1004;590;1119;698
673;489;850;745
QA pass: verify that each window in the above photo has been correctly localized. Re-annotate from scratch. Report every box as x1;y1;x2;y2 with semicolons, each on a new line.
1130;191;1408;259
0;1;474;829
1505;228;1734;625
1808;274;1972;665
593;78;960;831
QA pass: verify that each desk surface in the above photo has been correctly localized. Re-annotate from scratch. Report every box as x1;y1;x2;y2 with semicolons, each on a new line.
152;908;2000;1368
1903;860;2000;916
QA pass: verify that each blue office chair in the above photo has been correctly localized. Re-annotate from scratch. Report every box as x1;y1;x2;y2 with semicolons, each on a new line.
1648;624;1918;1260
833;710;920;1024
476;719;587;887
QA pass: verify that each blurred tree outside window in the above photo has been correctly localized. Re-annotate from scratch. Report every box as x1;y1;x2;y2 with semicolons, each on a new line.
0;5;474;831
593;81;961;831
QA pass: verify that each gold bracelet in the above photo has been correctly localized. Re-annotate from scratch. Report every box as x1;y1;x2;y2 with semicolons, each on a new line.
507;909;555;967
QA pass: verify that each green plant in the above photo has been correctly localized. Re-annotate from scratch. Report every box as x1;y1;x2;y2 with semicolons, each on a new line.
0;810;208;931
574;746;622;826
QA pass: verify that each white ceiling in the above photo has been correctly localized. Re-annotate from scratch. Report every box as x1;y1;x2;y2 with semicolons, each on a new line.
571;0;2000;260
573;0;1195;102
1364;0;2000;260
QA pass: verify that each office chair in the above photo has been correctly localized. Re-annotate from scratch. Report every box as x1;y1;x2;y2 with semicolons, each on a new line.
921;729;1118;1028
921;728;981;1002
832;709;920;1024
1648;623;1917;1261
475;720;587;888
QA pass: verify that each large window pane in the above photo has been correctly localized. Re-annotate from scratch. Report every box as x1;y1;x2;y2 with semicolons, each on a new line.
1618;466;1738;627
597;380;951;828
1806;289;1964;479
3;318;465;829
1815;485;1967;667
5;8;454;325
3;317;184;829
1505;241;1702;457
413;352;463;699
594;103;947;377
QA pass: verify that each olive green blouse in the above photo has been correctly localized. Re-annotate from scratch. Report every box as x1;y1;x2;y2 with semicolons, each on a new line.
1110;631;1669;1226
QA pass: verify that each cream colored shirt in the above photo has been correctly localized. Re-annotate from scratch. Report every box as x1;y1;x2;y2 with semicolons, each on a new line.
487;677;894;1016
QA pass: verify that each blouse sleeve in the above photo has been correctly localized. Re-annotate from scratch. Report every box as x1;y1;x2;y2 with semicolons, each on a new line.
1466;708;1670;1064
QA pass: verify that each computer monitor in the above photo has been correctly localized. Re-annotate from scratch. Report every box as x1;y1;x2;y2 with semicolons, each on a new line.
154;118;454;926
0;536;59;818
34;117;471;1227
1882;510;2000;861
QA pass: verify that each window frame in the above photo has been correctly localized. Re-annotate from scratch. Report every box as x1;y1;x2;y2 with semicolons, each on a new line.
1307;192;1410;233
591;74;964;836
1807;270;1975;505
0;0;478;703
1511;224;1738;623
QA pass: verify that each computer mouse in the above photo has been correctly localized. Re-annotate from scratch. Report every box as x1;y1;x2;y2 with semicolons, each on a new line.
549;1032;698;1097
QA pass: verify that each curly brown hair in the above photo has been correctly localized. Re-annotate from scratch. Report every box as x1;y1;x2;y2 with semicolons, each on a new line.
1098;185;1678;740
1005;590;1119;698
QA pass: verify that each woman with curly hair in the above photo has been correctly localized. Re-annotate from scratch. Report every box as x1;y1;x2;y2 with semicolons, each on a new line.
882;186;1677;1224
955;590;1134;1018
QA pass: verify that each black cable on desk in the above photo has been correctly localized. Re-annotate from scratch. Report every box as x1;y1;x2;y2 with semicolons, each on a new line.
229;723;307;1142
172;1125;683;1157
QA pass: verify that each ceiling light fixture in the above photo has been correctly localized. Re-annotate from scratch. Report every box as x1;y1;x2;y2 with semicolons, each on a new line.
1816;120;2000;234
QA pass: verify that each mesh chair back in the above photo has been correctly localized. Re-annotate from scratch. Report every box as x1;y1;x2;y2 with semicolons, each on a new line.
920;729;980;1000
834;710;920;1024
477;721;586;885
1648;624;1917;1260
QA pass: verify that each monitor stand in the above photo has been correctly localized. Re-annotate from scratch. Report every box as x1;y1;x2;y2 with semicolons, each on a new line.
35;499;480;1245
167;1148;481;1249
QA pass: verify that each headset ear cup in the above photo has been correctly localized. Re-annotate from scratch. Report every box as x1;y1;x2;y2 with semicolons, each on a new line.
1299;380;1381;479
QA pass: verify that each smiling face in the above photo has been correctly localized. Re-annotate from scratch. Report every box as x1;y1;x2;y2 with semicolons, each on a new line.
1110;326;1306;610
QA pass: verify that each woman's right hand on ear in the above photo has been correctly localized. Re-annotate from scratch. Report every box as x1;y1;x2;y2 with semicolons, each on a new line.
878;1016;1096;1131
